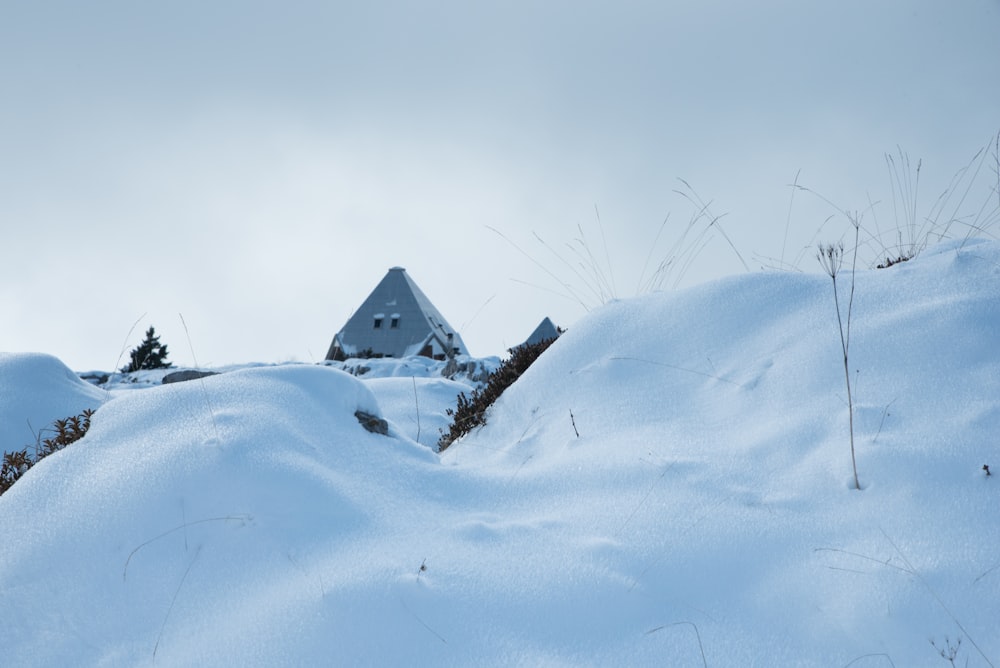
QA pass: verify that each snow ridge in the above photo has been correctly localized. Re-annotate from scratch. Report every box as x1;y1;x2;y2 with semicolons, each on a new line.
1;240;998;666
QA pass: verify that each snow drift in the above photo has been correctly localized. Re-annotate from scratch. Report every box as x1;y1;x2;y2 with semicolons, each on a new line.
0;352;106;455
1;239;998;666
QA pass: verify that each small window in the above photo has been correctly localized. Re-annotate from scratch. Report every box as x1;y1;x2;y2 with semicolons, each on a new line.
373;318;383;329
390;317;399;329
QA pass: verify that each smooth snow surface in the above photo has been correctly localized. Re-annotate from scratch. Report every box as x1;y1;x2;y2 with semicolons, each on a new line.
0;352;106;455
2;240;998;666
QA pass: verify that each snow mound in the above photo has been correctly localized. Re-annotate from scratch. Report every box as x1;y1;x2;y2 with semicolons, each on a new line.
365;376;471;450
0;364;438;665
1;240;998;666
0;352;107;455
446;238;1000;664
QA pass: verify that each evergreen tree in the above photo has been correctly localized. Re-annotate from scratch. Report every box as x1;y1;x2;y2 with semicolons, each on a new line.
121;326;173;372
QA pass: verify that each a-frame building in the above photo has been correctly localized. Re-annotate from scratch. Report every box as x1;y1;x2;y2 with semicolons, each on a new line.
521;317;561;348
325;267;469;361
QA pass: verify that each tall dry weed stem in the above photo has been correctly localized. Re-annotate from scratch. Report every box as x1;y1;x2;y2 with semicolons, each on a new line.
817;217;861;490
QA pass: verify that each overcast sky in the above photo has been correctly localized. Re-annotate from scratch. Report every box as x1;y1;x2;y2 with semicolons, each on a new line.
3;1;999;371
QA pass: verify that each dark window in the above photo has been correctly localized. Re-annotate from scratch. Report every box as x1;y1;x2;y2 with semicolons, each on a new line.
391;317;399;329
373;318;382;329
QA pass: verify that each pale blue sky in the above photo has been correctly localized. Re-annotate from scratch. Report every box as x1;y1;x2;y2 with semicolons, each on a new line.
2;0;998;369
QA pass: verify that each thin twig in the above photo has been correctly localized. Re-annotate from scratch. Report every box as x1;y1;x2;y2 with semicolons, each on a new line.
676;179;750;272
817;217;862;490
843;653;897;667
459;293;496;332
124;515;251;580
485;225;591;311
636;213;671;294
604;356;744;387
179;313;220;441
397;591;447;644
153;545;202;659
879;527;995;668
107;313;147;396
412;376;421;445
813;547;914;576
615;462;675;538
782;169;802;268
972;562;999;585
593;204;618;299
872;399;897;444
645;621;708;668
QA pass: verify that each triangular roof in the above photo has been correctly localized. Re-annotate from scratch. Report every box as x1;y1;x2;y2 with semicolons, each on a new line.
522;316;561;347
326;267;469;360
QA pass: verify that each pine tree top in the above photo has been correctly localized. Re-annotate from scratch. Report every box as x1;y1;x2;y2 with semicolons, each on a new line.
121;325;173;373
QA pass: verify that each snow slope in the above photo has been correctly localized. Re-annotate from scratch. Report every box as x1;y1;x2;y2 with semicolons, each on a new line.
1;239;998;666
0;352;106;455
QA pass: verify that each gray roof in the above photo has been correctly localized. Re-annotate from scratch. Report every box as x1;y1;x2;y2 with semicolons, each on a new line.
326;267;469;360
522;317;560;347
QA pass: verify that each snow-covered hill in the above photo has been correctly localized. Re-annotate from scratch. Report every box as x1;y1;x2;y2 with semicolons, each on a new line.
0;352;106;456
1;239;998;666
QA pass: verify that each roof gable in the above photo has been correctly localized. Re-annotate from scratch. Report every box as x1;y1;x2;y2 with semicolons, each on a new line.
326;267;469;360
523;317;561;348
